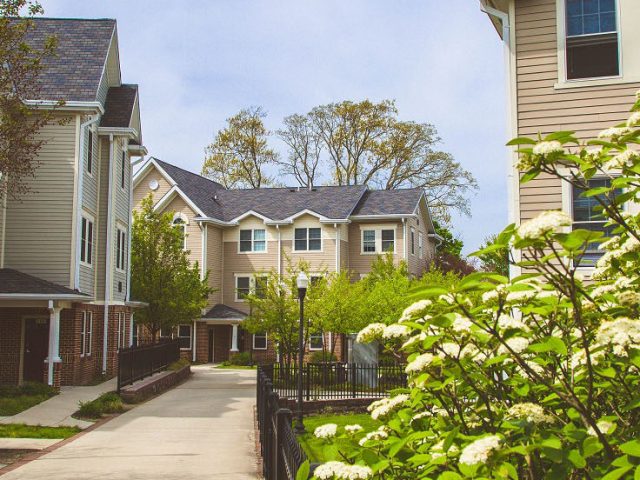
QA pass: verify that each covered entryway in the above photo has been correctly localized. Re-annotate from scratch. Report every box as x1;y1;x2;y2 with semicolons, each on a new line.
208;325;232;363
23;317;49;382
200;304;247;364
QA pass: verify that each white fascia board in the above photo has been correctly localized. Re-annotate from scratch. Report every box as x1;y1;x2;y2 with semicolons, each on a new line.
0;293;93;301
319;219;351;225
349;214;415;221
283;208;328;222
230;210;272;224
97;127;138;139
24;100;105;115
127;144;148;156
194;217;237;227
153;186;206;218
133;157;176;189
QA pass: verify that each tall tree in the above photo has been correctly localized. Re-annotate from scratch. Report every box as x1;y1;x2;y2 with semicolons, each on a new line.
202;106;278;188
0;0;60;199
275;113;322;188
131;196;211;341
477;233;510;277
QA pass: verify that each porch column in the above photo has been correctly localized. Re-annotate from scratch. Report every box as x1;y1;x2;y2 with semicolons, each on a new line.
192;321;197;362
129;312;134;347
47;301;62;386
230;324;239;352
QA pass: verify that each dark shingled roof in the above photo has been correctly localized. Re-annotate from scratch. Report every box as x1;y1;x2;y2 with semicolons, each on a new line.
151;158;424;221
0;269;90;296
203;304;247;320
101;84;137;127
352;189;424;216
23;18;116;102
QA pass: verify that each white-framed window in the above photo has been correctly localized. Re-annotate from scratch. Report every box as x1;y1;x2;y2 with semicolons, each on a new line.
120;151;127;190
381;229;395;252
160;327;172;339
236;276;251;301
235;275;268;301
565;0;619;80
309;332;324;351
255;275;269;299
116;227;126;272
418;232;424;259
173;215;187;250
239;229;266;252
80;214;94;266
81;311;93;356
361;228;396;254
253;332;267;350
86;129;94;175
294;227;322;251
362;230;376;253
116;312;127;349
178;324;192;350
571;177;621;267
410;228;416;255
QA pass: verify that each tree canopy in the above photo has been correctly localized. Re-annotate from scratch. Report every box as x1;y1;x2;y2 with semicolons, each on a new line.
131;195;211;341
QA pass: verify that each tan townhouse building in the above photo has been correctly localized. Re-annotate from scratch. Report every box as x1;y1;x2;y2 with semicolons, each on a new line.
481;0;640;274
133;158;439;364
0;19;146;387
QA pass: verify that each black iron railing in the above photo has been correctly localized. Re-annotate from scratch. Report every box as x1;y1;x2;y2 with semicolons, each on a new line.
264;362;407;400
257;367;308;480
117;339;180;392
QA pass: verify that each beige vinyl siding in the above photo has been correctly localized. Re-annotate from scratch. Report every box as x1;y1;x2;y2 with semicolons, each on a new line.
347;221;405;276
163;195;202;267
96;70;109;106
281;239;336;273
4;115;77;287
78;124;100;295
95;137;111;300
206;225;223;307
112;139;130;302
133;167;173;208
515;0;640;224
405;215;430;278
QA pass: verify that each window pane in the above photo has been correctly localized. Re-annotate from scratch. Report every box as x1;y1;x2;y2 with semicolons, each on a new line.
254;240;266;252
254;333;267;349
255;277;268;298
363;230;376;252
567;0;582;16
363;230;375;242
237;277;250;299
309;228;321;239
583;0;598;14
310;333;323;350
567;15;583;36
295;239;307;251
599;0;614;12
239;241;252;252
178;325;190;337
600;12;615;32
567;35;618;79
253;230;265;241
295;228;307;240
583;13;599;34
382;230;394;252
81;218;87;262
309;239;321;251
87;221;93;264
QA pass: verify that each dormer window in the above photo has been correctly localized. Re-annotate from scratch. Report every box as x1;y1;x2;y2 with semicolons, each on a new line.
566;0;619;80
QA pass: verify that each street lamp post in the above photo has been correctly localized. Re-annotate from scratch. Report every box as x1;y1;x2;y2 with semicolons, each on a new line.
294;271;309;434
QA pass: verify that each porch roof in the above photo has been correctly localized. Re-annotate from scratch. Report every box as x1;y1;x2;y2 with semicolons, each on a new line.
202;304;247;321
0;269;92;301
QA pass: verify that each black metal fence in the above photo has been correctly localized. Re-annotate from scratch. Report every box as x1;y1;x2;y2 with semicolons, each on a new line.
117;339;180;392
262;362;407;400
257;367;309;480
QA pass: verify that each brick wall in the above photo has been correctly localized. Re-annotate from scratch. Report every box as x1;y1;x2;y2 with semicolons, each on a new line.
0;308;43;385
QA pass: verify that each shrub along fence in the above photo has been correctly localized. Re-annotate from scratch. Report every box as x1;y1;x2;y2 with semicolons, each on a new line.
117;339;180;392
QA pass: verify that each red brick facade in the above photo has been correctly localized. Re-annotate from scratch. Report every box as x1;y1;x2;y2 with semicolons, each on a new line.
0;304;132;387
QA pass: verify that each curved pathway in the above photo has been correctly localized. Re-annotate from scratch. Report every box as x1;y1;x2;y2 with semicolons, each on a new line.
1;366;259;480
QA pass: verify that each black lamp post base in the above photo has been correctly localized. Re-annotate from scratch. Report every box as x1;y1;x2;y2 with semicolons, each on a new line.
294;419;306;434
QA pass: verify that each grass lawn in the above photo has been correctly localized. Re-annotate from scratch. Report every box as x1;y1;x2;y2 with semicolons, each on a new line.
0;383;57;416
297;413;381;463
0;423;80;439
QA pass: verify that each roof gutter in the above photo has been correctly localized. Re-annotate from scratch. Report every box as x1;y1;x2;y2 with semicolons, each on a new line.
0;293;93;301
193;216;237;227
24;100;105;115
349;214;416;221
97;127;138;139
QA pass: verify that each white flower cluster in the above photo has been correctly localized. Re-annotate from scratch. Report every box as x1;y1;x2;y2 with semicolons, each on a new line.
598;126;632;139
358;426;389;446
505;289;538;304
314;461;373;480
356;323;385;344
618;290;640;306
587;420;614;437
459;435;502;466
402;332;427;349
627;111;640;127
368;394;409;420
410;406;447;424
452;314;473;333
399;299;432;322
517;210;571;240
497;314;529;332
430;439;459;459
532;140;565;156
506;402;555;424
405;353;436;374
596;317;640;357
603;149;638;170
382;324;411;340
482;284;506;305
314;423;338;439
498;336;530;355
344;424;363;434
438;342;461;358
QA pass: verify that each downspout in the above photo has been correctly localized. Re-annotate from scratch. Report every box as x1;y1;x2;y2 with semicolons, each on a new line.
276;225;281;277
74;115;101;290
402;218;408;263
103;134;115;374
335;223;340;273
127;155;144;349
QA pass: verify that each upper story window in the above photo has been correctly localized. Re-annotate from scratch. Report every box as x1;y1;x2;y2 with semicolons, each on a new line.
236;275;268;301
294;228;321;251
410;228;416;255
418;232;424;259
80;215;94;266
362;230;376;253
116;228;126;271
239;229;266;252
572;178;621;267
566;0;619;80
86;130;93;175
173;216;187;250
120;151;127;190
362;228;395;254
236;276;251;301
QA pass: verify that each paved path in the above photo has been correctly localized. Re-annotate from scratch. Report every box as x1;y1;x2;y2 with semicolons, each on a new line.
1;366;259;480
0;378;117;429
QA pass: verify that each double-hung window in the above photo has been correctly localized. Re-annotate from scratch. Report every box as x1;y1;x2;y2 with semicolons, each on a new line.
309;332;324;351
254;275;268;299
116;228;126;271
253;332;267;350
362;230;376;253
239;229;266;252
572;178;621;266
566;0;619;80
81;311;93;356
410;228;416;255
294;228;322;251
81;215;94;266
418;232;424;259
236;276;251;301
381;230;395;252
178;324;192;350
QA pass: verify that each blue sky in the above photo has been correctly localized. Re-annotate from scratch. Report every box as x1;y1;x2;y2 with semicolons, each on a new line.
44;0;508;254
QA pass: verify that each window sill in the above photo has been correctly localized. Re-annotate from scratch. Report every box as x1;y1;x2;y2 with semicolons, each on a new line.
253;347;267;351
80;262;93;269
554;76;640;90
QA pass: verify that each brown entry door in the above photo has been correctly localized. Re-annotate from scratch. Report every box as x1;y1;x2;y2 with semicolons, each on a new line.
212;325;231;363
24;318;49;383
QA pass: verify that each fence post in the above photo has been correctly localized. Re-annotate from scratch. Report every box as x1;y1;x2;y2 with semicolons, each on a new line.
351;363;357;398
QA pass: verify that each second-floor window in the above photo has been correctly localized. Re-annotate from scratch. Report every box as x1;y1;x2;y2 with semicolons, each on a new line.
239;229;266;252
236;275;268;301
362;229;395;254
81;215;94;266
86;130;93;175
566;0;618;80
236;276;251;301
120;151;126;190
116;228;126;271
294;228;321;251
572;178;621;267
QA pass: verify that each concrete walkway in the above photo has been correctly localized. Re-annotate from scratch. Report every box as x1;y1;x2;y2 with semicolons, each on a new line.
1;366;259;480
0;378;117;429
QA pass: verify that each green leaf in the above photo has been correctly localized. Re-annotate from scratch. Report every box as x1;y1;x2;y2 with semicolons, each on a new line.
443;427;460;453
602;466;633;480
568;449;586;468
582;437;603;458
529;337;567;356
520;170;540;183
620;440;640;457
544;130;576;142
438;472;463;480
507;137;537;146
388;437;409;457
296;460;310;480
540;437;562;450
635;465;640;480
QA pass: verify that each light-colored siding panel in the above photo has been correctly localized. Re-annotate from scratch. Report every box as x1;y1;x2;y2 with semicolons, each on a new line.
96;137;110;299
347;221;405;276
206;225;223;308
133;167;173;208
112;139;130;303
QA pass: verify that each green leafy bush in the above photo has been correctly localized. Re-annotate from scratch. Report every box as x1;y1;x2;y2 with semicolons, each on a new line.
309;351;337;363
77;392;124;419
228;351;252;366
310;97;640;479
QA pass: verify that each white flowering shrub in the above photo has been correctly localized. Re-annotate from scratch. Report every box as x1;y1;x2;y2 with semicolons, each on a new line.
307;96;640;479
